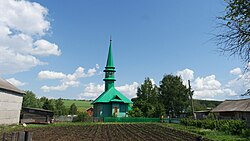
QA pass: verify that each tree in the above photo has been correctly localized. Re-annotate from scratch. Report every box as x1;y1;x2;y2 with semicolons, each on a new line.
217;0;250;66
22;91;40;108
159;75;189;117
128;107;143;117
132;78;164;117
42;99;55;111
69;103;78;115
54;98;67;115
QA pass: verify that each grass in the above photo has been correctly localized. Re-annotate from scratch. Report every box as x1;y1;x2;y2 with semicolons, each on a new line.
159;123;249;141
62;99;92;112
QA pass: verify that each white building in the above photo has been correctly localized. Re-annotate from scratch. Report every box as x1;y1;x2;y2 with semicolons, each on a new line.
0;77;25;125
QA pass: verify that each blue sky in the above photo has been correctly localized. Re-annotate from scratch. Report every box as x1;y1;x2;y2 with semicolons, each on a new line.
1;0;249;100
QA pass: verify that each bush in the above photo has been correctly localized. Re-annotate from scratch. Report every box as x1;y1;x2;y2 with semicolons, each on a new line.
180;118;247;135
242;129;250;138
220;120;247;135
73;112;88;122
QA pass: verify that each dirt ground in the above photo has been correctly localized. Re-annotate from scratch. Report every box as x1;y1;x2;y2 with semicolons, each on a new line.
3;124;212;141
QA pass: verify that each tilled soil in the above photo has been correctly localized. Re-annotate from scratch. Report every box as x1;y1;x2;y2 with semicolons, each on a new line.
3;124;212;141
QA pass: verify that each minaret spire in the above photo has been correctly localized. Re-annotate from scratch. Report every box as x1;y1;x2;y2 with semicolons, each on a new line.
103;38;116;91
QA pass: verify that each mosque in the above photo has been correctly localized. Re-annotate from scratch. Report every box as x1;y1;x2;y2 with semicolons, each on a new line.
92;39;132;117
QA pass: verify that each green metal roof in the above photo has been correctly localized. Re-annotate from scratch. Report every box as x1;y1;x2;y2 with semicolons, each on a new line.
92;87;132;104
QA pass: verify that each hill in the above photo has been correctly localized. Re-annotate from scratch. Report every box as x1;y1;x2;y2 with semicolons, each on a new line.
193;99;222;111
62;99;92;112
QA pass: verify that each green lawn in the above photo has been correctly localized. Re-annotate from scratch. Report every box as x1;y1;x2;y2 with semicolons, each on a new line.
159;123;249;141
62;100;92;112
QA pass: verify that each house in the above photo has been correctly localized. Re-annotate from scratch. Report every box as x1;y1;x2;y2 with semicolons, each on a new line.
211;98;250;126
20;107;54;124
86;107;93;117
92;39;132;118
0;77;25;125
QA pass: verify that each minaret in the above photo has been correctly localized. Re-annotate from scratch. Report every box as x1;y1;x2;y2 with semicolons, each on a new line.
103;38;116;91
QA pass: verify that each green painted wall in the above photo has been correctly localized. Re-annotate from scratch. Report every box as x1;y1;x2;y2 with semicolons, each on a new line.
93;102;129;117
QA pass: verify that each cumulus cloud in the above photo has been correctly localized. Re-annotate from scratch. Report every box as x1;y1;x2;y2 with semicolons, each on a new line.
6;78;26;87
116;82;139;99
0;0;60;74
40;65;99;92
31;40;61;56
78;82;139;100
38;71;66;79
226;70;250;95
191;75;237;100
230;68;242;75
177;68;238;100
176;68;194;86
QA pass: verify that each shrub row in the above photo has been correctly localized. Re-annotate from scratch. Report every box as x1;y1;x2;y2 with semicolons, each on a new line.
180;118;247;135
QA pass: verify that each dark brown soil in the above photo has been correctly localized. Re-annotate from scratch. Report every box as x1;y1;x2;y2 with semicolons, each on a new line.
3;124;212;141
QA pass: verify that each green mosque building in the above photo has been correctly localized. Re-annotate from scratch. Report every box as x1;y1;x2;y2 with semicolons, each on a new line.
92;39;132;117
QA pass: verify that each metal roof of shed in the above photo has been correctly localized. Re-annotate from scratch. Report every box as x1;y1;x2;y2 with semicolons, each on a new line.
0;77;25;94
211;98;250;112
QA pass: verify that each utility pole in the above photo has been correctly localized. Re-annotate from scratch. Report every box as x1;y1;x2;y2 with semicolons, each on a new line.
188;80;195;119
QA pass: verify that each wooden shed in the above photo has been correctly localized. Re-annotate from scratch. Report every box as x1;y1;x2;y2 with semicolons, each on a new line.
86;107;93;117
20;107;54;124
0;77;25;125
211;98;250;126
194;110;210;119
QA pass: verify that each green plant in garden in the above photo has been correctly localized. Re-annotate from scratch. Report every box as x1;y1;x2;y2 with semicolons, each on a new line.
180;118;247;136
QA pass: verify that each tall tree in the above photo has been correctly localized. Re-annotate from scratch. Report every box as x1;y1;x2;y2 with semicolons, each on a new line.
54;98;67;115
42;99;55;111
22;91;40;108
217;0;250;66
159;75;189;117
133;78;164;117
69;103;78;115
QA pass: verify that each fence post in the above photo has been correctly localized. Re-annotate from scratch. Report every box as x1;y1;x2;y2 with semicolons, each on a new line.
25;131;32;141
17;132;25;141
11;132;16;141
2;132;7;141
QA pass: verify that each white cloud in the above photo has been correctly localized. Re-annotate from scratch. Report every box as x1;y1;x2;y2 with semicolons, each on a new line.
78;82;139;100
0;0;49;35
0;46;46;74
176;68;194;86
193;75;221;91
116;82;139;99
41;85;68;92
230;68;242;75
6;78;26;87
38;71;66;79
78;83;104;100
0;0;60;74
40;65;99;92
31;40;61;56
226;70;250;95
176;68;238;100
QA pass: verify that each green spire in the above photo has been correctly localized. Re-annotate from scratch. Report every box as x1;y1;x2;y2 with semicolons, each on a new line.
103;38;116;91
106;39;114;68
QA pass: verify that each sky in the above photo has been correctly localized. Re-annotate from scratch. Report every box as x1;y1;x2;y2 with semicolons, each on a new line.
0;0;249;100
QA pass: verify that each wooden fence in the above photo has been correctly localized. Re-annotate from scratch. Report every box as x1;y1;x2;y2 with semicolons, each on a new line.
2;131;32;141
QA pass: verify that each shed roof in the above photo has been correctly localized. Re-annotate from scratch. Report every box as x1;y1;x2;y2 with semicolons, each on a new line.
23;107;54;113
211;98;250;112
92;87;132;104
0;77;25;94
